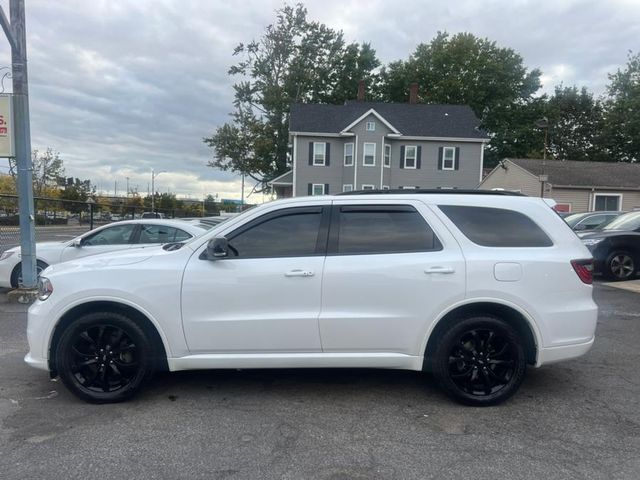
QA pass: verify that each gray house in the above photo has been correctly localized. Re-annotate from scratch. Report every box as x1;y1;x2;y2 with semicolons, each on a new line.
269;100;488;197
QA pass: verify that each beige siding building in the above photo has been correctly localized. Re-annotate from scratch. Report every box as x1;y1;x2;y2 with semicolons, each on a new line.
480;158;640;213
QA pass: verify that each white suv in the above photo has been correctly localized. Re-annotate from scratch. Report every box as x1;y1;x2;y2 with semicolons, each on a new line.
25;191;597;405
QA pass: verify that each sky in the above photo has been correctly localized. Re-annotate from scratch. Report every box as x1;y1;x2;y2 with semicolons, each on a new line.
0;0;638;202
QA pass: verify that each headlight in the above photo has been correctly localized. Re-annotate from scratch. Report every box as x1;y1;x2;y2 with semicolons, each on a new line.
37;276;53;301
582;238;603;247
0;251;15;261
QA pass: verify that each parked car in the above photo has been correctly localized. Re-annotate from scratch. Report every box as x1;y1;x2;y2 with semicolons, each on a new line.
580;211;640;281
141;212;164;219
0;219;207;288
564;211;624;232
26;191;596;406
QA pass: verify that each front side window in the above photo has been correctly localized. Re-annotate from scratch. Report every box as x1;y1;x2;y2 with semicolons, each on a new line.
366;121;375;131
228;208;323;258
83;224;136;246
593;194;620;211
312;184;326;196
442;147;456;170
344;143;354;166
335;206;441;255
363;143;376;166
138;225;192;244
404;146;417;169
313;142;326;166
384;144;391;167
439;205;553;247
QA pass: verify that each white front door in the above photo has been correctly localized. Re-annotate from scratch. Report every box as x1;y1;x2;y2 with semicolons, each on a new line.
60;223;137;262
319;201;466;356
181;206;329;353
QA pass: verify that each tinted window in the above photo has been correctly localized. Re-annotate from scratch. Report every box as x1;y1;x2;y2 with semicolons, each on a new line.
228;209;323;258
138;225;193;244
439;205;553;247
83;224;136;246
604;211;640;231
336;206;441;255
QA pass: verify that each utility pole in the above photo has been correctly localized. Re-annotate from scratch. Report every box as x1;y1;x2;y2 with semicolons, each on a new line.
0;0;36;289
151;169;165;212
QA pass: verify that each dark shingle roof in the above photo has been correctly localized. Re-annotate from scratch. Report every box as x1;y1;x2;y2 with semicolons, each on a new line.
289;102;487;139
510;158;640;189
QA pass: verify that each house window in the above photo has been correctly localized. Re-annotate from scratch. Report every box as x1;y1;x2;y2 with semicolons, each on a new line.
382;185;390;190
593;194;621;211
366;121;376;131
312;184;326;196
363;143;376;166
343;184;353;192
362;184;375;190
384;144;391;167
404;146;417;169
399;186;416;190
344;143;354;166
442;147;456;170
313;142;326;166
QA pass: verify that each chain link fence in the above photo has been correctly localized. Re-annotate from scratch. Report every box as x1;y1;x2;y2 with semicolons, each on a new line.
0;194;238;253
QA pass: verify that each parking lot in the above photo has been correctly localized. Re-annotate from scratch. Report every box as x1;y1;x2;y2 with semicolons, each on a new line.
0;282;638;480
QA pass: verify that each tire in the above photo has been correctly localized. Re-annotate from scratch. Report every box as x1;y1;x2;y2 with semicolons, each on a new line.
431;316;527;406
54;311;154;403
10;260;48;288
604;251;636;281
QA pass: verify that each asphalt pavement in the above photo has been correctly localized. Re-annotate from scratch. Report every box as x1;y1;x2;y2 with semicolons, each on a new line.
0;283;639;479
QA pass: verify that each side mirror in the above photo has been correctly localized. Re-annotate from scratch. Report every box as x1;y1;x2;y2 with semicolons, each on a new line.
72;239;83;247
206;237;228;260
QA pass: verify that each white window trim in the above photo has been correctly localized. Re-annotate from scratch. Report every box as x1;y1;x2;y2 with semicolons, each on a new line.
442;146;456;171
592;193;622;211
382;185;390;190
363;142;376;167
404;145;417;169
343;184;353;192
366;121;376;131
312;183;326;196
313;142;326;166
343;143;354;166
384;144;391;168
362;184;375;190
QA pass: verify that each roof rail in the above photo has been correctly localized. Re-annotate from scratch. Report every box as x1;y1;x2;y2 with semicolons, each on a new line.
335;189;526;196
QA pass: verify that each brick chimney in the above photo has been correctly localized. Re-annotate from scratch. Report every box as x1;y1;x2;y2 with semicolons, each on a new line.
357;80;365;101
408;82;419;104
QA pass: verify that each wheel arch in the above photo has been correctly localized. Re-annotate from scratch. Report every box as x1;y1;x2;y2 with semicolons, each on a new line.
48;300;169;377
422;301;540;371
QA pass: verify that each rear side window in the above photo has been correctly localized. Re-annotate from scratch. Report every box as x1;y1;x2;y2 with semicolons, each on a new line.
439;205;553;247
335;205;442;255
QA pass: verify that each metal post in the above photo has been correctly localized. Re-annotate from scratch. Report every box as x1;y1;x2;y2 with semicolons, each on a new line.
89;202;93;230
0;0;37;288
151;169;155;212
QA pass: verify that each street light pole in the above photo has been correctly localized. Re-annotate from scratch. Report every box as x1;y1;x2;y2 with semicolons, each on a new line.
0;0;36;289
151;169;166;212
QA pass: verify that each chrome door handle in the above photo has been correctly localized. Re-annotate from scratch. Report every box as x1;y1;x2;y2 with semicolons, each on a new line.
424;266;455;274
284;269;315;277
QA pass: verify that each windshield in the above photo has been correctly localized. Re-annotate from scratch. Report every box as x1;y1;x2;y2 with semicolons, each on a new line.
603;212;640;231
564;213;589;227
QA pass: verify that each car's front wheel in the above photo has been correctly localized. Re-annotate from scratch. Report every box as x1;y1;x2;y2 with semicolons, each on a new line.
55;311;154;403
10;259;48;288
604;251;636;281
432;316;527;406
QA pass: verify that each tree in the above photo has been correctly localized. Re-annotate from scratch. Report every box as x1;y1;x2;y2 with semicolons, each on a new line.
205;3;380;190
377;32;542;166
59;178;94;213
9;147;65;195
601;51;640;162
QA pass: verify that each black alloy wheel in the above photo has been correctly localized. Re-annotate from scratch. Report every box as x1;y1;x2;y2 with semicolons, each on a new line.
55;312;153;403
606;251;635;281
432;316;526;406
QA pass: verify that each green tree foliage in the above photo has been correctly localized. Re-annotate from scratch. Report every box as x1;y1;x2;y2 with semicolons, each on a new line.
8;147;65;195
601;52;640;162
204;3;380;189
59;178;95;213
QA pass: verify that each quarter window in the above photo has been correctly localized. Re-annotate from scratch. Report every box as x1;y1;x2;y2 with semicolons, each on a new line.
82;224;136;246
335;206;441;255
313;142;326;166
404;146;417;169
439;205;553;247
363;143;376;166
344;143;354;166
442;147;455;170
384;144;391;167
228;209;324;258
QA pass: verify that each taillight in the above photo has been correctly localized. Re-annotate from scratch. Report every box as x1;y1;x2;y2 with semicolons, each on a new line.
571;259;593;285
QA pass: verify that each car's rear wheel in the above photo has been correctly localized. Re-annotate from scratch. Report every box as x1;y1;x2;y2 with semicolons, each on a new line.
604;251;636;281
55;311;153;403
432;316;526;406
10;260;48;288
